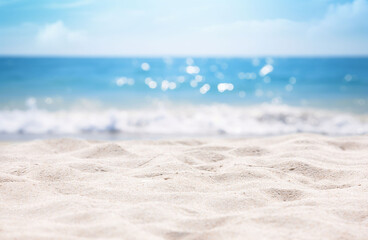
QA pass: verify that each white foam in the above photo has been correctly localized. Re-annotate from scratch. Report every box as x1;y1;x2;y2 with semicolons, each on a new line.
0;104;367;136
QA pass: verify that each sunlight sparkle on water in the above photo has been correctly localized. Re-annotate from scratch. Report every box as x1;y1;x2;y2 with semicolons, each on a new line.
259;64;273;77
216;72;224;79
116;77;134;86
163;57;173;65
238;72;256;80
255;89;264;97
217;83;234;93
252;58;260;66
199;84;210;94
168;82;176;90
263;76;271;83
190;80;198;88
344;74;353;82
266;57;274;65
195;75;203;82
289;77;297;84
141;63;150;71
177;76;185;83
186;66;200;74
145;77;157;89
210;65;218;72
239;91;246;98
186;58;194;65
285;84;293;92
161;80;176;91
161;80;169;91
145;77;153;84
148;81;157;89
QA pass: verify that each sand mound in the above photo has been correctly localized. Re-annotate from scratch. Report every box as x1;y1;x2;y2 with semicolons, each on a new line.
0;134;367;239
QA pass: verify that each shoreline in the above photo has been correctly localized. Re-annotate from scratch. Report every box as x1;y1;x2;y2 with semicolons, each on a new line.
1;103;368;138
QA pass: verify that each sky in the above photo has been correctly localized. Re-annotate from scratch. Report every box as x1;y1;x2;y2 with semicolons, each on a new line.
0;0;367;56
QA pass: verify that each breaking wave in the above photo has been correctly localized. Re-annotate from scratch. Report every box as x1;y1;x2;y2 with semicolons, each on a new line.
0;104;367;137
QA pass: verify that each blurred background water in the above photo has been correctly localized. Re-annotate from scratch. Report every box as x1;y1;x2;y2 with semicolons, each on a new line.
0;57;367;139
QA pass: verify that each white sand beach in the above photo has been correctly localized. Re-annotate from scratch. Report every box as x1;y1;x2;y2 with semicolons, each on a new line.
1;134;368;239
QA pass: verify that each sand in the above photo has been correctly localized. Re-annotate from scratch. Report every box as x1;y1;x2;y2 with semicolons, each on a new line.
0;134;368;240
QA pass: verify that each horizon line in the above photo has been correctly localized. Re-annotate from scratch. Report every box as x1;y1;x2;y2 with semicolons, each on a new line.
1;54;368;59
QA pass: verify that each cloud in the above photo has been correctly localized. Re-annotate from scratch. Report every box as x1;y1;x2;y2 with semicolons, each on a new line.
309;0;368;36
204;19;305;37
36;21;84;46
1;0;368;56
199;0;368;55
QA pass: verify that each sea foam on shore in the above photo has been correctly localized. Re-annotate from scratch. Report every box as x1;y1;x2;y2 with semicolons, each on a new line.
0;104;367;138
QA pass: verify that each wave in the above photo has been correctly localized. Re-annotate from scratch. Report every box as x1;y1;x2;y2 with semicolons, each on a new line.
0;104;367;137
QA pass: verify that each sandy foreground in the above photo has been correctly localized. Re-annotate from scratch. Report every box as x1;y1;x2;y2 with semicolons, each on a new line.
0;134;368;240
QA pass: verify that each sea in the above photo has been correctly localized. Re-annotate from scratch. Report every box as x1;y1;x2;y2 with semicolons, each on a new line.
0;57;367;140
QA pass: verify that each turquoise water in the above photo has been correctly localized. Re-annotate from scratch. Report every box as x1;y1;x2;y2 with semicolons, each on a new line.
0;57;367;137
1;57;367;111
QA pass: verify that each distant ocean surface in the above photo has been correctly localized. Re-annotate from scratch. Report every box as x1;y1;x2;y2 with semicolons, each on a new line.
0;57;367;139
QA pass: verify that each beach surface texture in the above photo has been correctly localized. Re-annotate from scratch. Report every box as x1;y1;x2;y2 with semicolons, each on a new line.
0;134;368;239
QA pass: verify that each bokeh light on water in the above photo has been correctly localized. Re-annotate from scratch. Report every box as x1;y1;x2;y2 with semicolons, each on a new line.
0;57;367;113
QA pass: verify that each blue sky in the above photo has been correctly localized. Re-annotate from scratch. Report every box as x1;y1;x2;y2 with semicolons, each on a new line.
0;0;367;56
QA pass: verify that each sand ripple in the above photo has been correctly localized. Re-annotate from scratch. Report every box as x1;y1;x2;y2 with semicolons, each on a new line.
0;134;368;239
